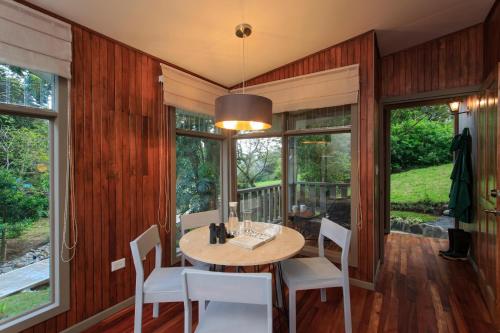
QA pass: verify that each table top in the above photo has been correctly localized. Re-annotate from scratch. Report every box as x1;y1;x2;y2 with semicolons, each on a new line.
179;222;305;267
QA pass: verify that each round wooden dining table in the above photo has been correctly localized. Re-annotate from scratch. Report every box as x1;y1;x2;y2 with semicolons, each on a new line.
179;222;305;267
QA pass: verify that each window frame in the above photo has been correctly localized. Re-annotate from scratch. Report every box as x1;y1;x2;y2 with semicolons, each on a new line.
169;107;229;264
0;76;69;333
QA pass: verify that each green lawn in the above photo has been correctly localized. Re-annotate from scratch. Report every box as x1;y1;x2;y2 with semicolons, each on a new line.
253;180;281;187
0;286;50;322
390;210;437;223
391;163;452;204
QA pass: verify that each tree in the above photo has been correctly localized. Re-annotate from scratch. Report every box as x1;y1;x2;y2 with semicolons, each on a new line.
0;64;53;109
0;65;51;262
175;135;220;215
292;134;351;183
391;105;453;172
236;138;281;188
0;169;45;262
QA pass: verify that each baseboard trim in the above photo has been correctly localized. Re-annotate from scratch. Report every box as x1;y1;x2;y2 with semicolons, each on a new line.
60;297;135;333
350;277;375;290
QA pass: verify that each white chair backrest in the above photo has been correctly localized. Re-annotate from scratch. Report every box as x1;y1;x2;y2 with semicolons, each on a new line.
318;218;351;271
180;209;220;234
130;225;162;276
182;269;272;305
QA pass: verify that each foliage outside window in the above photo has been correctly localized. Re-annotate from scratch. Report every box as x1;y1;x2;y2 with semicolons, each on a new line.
0;64;54;325
176;136;221;215
234;105;355;235
236;137;281;189
390;105;453;172
0;65;55;110
174;109;224;252
176;108;221;134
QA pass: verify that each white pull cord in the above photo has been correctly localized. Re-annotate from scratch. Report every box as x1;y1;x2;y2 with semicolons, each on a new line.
61;104;78;263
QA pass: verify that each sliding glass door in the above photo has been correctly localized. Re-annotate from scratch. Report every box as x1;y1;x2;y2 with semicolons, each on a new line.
287;132;352;255
284;105;357;261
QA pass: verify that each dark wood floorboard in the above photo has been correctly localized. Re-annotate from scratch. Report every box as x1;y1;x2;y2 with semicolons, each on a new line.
84;233;496;333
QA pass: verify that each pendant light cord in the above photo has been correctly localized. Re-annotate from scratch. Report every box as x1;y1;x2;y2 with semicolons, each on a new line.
242;33;246;94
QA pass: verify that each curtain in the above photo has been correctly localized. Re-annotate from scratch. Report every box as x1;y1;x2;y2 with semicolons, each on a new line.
231;64;359;113
160;63;360;115
160;64;228;115
0;0;72;78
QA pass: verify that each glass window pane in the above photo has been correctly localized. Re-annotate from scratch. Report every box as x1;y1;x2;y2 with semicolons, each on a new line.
287;105;352;130
236;137;282;223
175;109;222;135
175;135;221;250
287;133;351;254
0;64;55;110
237;114;283;135
0;114;51;323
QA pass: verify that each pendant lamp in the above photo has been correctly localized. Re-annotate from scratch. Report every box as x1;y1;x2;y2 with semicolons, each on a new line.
215;23;272;131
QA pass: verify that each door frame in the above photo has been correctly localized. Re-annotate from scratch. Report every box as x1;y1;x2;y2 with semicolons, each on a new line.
466;65;500;327
378;85;481;264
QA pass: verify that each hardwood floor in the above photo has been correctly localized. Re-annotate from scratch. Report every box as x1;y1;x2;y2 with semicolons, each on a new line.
85;233;496;333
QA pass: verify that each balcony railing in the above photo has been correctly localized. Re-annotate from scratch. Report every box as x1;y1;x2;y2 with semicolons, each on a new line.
238;184;282;223
237;181;350;224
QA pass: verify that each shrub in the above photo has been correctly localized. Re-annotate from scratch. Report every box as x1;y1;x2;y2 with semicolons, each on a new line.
391;105;453;172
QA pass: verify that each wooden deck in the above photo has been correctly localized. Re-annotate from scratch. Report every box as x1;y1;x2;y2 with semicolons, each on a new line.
85;233;496;333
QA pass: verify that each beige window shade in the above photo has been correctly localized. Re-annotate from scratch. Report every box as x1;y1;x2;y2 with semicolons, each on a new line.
231;64;359;113
160;64;228;115
0;0;72;78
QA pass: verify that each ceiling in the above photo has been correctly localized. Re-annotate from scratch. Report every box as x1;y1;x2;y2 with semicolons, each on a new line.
27;0;494;87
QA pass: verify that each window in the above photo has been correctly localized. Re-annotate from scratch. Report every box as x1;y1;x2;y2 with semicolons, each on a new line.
287;105;351;130
0;64;68;332
173;109;225;257
232;105;358;262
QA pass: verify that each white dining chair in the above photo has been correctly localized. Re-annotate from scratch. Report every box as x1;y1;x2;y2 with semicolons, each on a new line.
180;210;219;270
280;217;352;333
130;225;185;333
182;269;273;333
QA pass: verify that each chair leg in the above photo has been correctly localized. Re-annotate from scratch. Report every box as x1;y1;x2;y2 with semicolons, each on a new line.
198;300;206;321
134;298;143;333
153;302;159;318
342;284;352;333
289;289;297;333
320;288;327;302
275;263;283;308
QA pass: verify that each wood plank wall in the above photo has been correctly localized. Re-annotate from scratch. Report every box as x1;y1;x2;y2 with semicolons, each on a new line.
380;24;484;98
21;25;172;333
233;32;379;283
484;0;500;76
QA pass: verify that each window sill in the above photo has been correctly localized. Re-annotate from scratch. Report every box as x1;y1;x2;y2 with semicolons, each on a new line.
0;299;69;333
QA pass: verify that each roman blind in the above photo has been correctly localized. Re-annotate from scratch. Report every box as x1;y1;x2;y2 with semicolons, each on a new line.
0;0;72;78
160;64;228;115
231;64;359;113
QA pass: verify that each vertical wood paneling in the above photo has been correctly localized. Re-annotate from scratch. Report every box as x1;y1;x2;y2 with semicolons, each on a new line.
380;24;484;98
484;1;500;76
233;31;378;283
21;25;171;333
